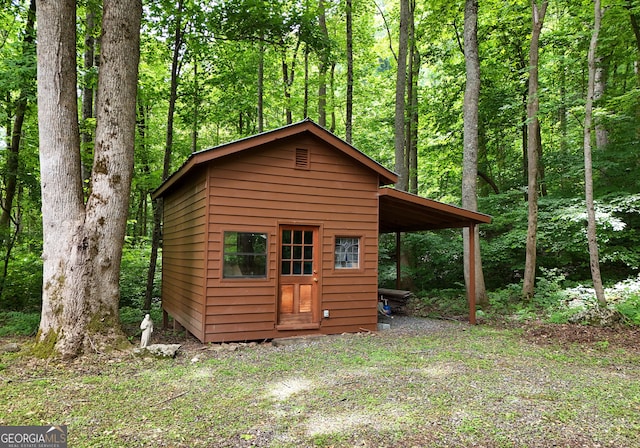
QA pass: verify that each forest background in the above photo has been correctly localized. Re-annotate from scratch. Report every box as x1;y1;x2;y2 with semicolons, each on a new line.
1;0;639;331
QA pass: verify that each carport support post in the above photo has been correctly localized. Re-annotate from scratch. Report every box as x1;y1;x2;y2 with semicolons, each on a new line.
468;223;477;325
395;231;401;289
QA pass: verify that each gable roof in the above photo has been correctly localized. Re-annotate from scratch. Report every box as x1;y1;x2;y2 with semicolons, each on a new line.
378;187;492;233
152;119;398;199
152;119;492;232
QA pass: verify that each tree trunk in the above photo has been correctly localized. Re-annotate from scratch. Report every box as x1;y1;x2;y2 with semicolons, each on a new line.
282;58;294;125
407;46;419;195
191;59;199;153
521;90;528;202
345;0;353;143
329;62;336;132
0;0;35;236
318;0;328;127
36;0;142;358
462;0;488;308
626;1;640;138
81;7;96;188
258;41;264;133
145;3;184;311
584;0;606;306
303;45;309;119
406;0;419;195
522;0;547;300
594;55;608;149
394;0;410;191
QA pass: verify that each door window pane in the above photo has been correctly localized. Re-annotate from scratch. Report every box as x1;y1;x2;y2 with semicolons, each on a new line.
303;261;313;275
304;231;313;244
281;227;315;276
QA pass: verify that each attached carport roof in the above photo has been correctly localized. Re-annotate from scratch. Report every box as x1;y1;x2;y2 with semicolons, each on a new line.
378;187;492;233
378;187;492;326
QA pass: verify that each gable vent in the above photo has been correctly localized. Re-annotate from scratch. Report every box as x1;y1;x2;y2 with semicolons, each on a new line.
295;148;310;169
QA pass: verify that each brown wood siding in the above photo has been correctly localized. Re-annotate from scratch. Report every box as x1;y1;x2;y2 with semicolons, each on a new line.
203;134;380;342
161;169;207;341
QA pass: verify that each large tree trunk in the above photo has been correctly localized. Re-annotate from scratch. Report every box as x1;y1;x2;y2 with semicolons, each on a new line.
394;0;410;191
584;0;606;306
462;0;488;308
36;0;142;358
522;0;547;300
406;0;419;195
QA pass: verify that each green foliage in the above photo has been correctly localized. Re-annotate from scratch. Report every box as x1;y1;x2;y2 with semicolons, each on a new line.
0;311;39;336
119;241;161;309
479;192;640;289
407;289;470;319
378;230;464;291
0;250;43;312
380;191;639;294
616;294;640;325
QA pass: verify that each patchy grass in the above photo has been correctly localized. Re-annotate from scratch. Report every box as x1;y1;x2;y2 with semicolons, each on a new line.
1;320;640;447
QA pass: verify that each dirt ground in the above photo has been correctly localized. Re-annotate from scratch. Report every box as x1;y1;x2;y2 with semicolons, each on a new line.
128;316;640;360
515;320;640;353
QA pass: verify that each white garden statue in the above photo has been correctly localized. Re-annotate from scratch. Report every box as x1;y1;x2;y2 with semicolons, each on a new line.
140;314;154;348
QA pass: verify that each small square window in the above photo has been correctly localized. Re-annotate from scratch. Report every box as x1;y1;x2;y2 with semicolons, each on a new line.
335;237;360;269
223;232;267;278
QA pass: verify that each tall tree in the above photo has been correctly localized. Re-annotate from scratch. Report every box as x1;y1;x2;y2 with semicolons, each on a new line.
0;0;36;297
0;0;35;247
318;0;329;127
145;0;186;311
462;0;488;307
345;0;353;143
584;0;606;305
522;0;547;300
406;0;419;194
36;0;142;357
394;0;410;191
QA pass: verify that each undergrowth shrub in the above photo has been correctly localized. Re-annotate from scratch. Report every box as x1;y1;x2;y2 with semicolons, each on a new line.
0;311;40;336
616;294;640;325
119;303;163;328
408;289;469;318
0;252;43;311
485;275;640;326
119;240;161;308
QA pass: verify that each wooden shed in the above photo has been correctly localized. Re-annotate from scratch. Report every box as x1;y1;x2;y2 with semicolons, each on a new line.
152;119;491;343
